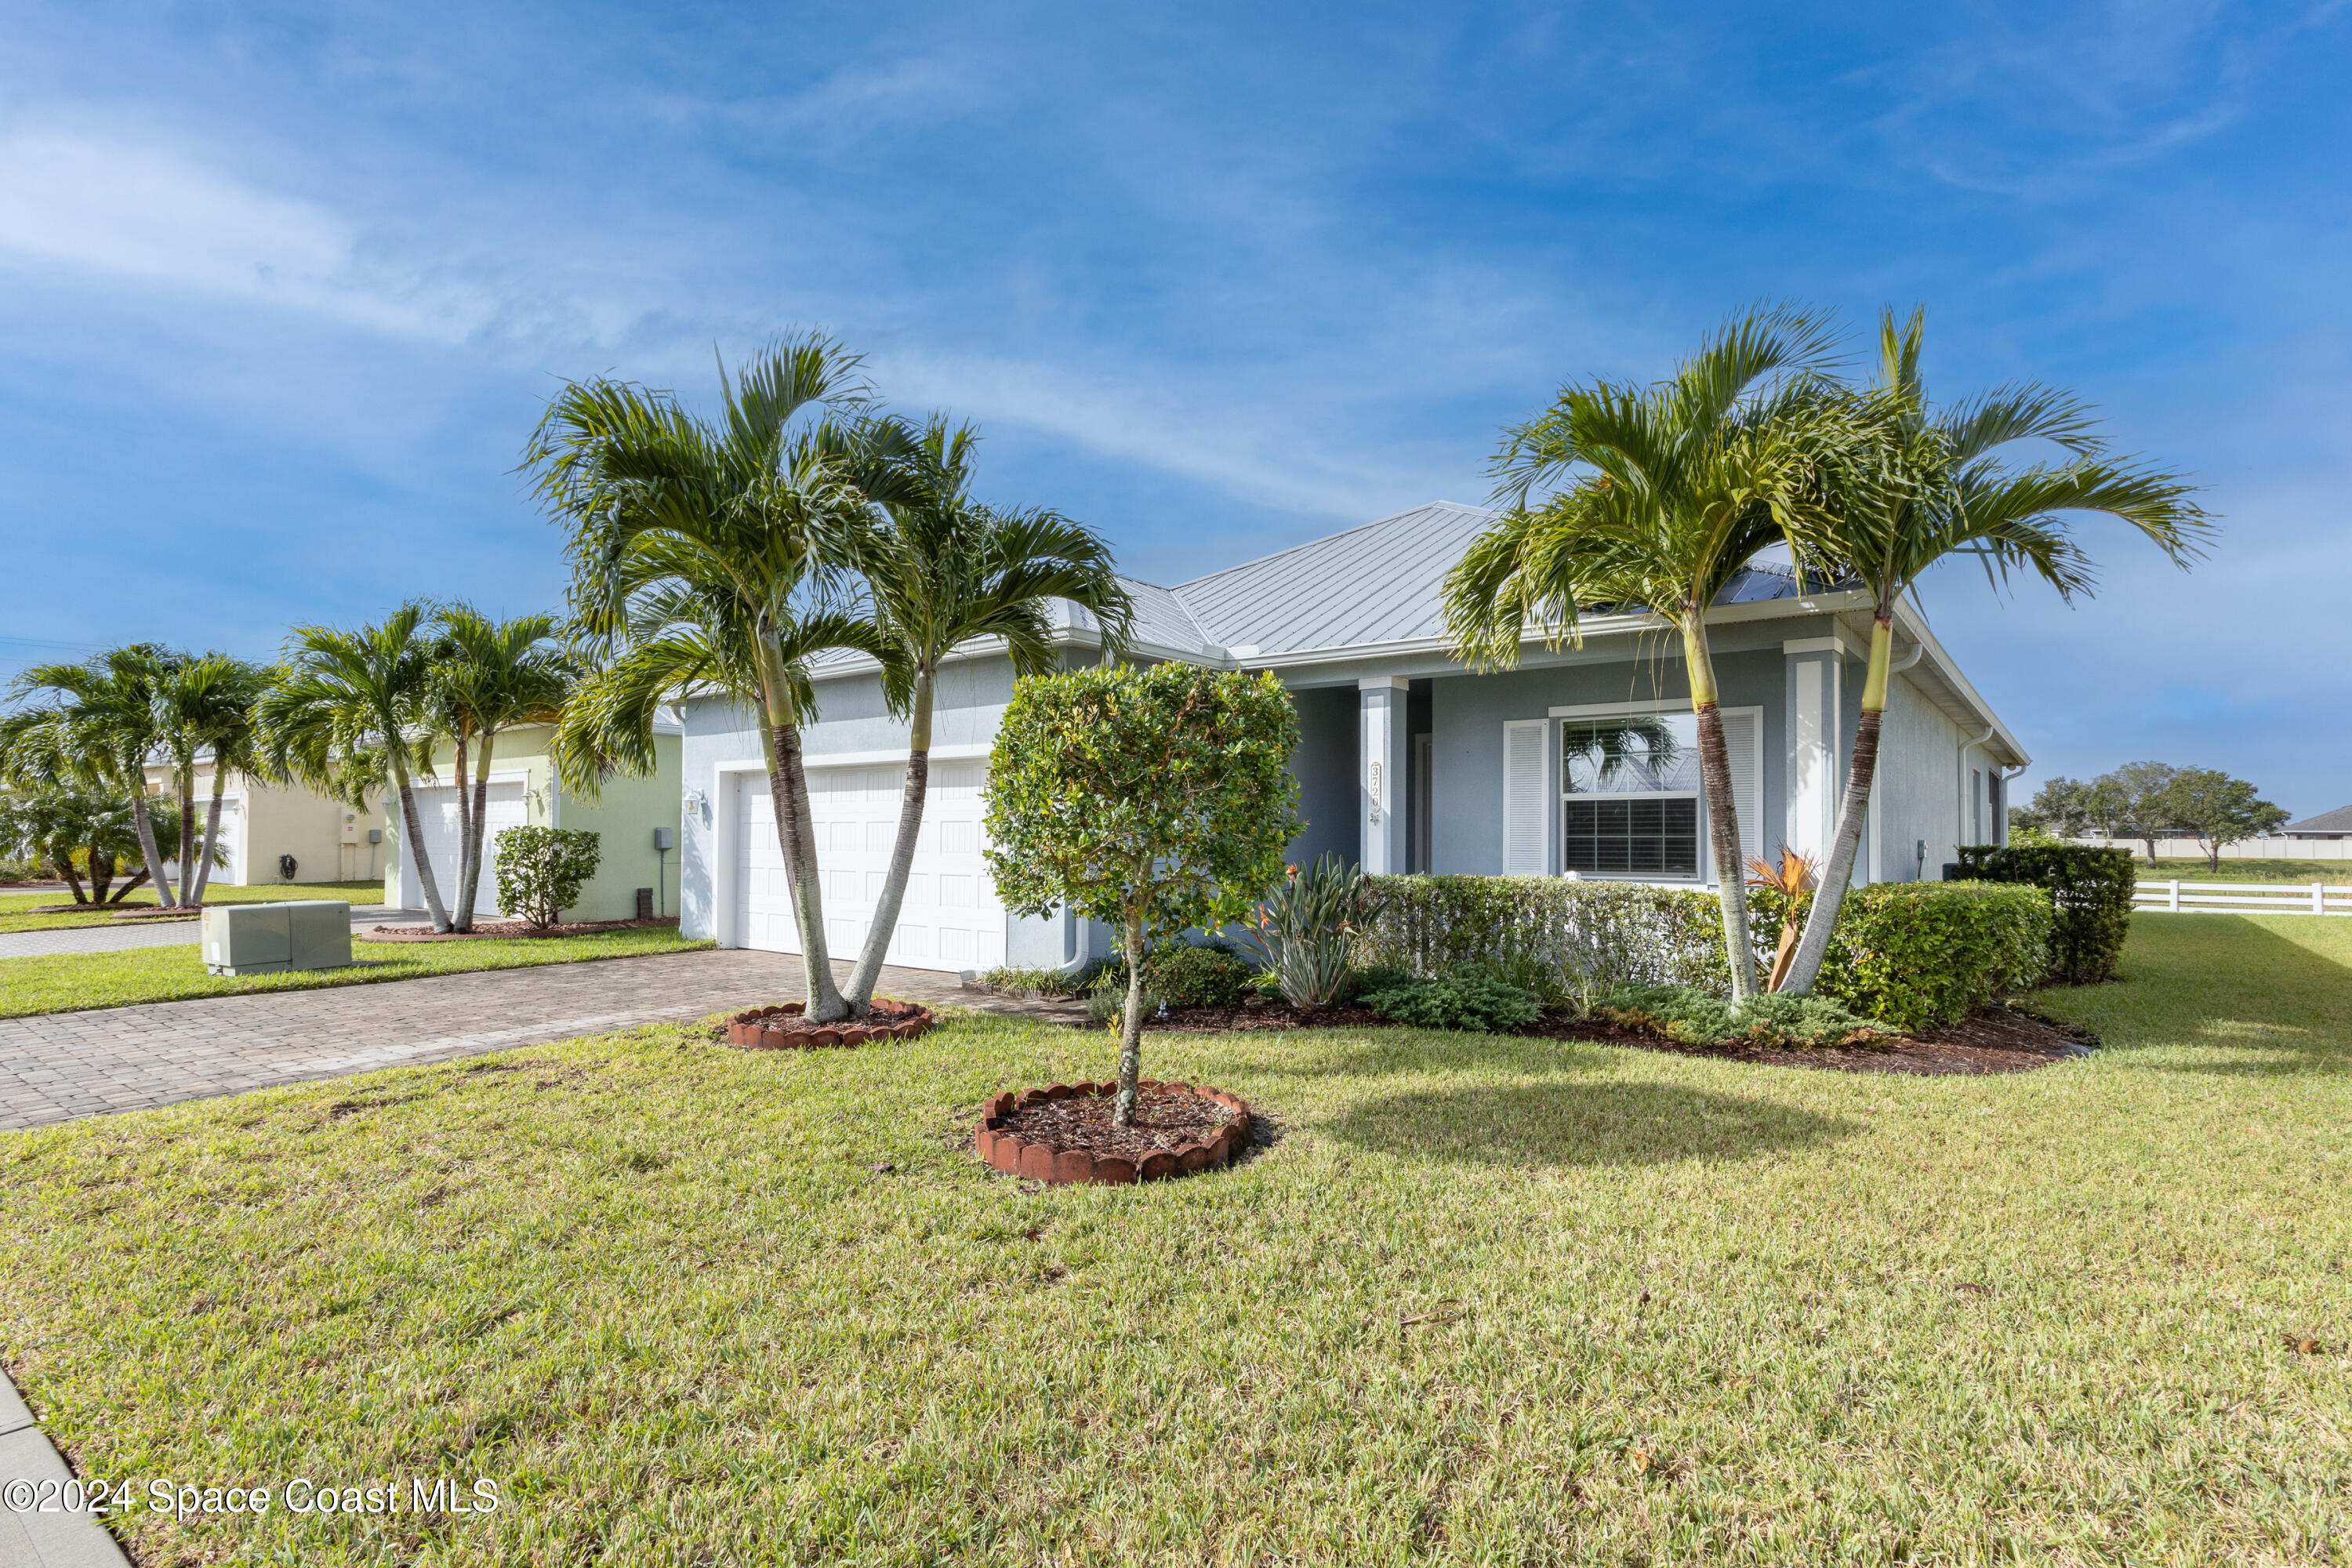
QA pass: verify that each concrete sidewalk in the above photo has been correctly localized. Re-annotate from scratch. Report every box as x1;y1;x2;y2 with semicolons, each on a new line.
0;948;1082;1133
0;1367;129;1566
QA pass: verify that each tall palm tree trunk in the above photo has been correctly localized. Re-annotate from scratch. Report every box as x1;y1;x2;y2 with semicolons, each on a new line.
463;731;495;925
844;667;935;1011
190;766;229;905
1782;615;1893;995
758;643;848;1022
391;757;454;932
130;786;176;908
449;732;475;930
1683;615;1759;1001
176;770;199;905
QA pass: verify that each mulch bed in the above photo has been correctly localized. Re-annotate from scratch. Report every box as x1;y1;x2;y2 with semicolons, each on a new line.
976;1081;1253;1185
365;916;680;942
1137;998;2097;1076
724;998;937;1050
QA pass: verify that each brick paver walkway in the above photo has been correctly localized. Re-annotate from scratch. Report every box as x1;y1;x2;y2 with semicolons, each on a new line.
0;950;1082;1133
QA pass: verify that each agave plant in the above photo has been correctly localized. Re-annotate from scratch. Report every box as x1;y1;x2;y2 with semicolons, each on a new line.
1243;854;1383;1010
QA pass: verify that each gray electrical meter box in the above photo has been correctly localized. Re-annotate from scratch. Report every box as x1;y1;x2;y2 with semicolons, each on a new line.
202;902;354;976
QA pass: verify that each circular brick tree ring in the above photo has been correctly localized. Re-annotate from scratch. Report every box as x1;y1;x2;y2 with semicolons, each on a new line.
973;1080;1254;1185
724;1000;937;1051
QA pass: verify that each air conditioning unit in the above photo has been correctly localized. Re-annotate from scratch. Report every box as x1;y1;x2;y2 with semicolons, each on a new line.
201;902;354;976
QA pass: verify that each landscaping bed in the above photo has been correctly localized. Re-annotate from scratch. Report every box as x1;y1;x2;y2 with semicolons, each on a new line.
975;1080;1252;1183
366;916;680;942
724;997;936;1048
1138;997;2099;1075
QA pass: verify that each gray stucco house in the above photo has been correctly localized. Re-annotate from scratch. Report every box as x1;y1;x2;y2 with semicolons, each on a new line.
676;501;2028;976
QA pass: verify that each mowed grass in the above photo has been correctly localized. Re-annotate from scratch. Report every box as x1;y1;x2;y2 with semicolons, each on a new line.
0;880;388;935
2142;857;2352;885
0;926;710;1018
2;916;2348;1565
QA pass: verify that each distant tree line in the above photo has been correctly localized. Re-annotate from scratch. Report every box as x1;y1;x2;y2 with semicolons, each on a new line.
2011;763;2288;870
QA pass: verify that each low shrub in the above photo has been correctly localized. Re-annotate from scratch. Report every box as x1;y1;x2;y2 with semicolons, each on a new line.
1357;964;1544;1033
1599;985;1886;1048
1359;876;1726;1006
1955;843;2134;983
493;826;602;928
1754;880;2053;1032
975;965;1093;999
1149;943;1258;1008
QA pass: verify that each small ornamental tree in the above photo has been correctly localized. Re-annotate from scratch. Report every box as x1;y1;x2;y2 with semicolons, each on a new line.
983;664;1300;1127
494;826;602;928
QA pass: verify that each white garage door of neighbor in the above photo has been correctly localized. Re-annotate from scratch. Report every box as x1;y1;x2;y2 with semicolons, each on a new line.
735;760;1004;973
403;781;528;911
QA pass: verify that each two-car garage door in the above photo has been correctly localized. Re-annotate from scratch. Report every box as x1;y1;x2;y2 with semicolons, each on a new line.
734;760;1004;973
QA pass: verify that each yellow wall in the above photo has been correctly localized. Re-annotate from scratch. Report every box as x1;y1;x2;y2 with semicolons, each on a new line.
142;762;381;886
380;727;681;922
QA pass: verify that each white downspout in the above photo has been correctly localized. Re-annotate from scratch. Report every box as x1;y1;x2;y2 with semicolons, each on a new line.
1959;724;1995;856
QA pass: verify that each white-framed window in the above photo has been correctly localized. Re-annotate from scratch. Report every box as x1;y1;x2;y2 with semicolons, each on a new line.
1561;713;1702;877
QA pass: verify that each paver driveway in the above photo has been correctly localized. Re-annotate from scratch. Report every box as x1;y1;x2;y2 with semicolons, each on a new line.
0;950;1080;1132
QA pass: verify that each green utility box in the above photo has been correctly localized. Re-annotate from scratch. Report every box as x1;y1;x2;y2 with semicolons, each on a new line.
201;902;354;976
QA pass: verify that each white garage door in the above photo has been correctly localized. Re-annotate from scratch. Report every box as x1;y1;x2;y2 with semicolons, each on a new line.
735;760;1004;973
402;781;528;913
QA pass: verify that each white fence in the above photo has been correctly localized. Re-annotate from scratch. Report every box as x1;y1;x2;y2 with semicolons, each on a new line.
2074;837;2351;862
2133;880;2352;916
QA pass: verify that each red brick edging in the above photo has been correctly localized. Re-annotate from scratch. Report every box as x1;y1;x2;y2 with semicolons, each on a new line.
724;1001;937;1051
974;1081;1254;1185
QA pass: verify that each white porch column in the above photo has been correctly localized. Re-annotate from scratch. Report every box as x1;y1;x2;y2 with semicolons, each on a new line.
1358;677;1410;874
1782;637;1846;866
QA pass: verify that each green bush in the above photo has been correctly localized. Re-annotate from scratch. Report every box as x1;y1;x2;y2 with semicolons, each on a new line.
1955;843;2135;983
975;965;1093;1000
1358;876;1726;1007
1358;964;1544;1033
493;826;602;928
1148;943;1258;1007
1599;985;1886;1048
1754;881;2053;1032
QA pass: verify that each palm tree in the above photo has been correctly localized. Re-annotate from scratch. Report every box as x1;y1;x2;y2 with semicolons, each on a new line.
2;645;183;905
1777;308;2210;994
256;604;456;931
835;416;1133;1011
428;606;575;929
155;653;270;906
527;335;892;1022
1442;306;1854;1000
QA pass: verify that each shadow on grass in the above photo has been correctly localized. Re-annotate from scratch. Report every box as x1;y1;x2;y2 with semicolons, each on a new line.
2044;914;2352;1078
1328;1080;1851;1168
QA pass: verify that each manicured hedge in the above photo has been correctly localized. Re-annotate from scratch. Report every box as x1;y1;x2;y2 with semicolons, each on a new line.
1754;881;2054;1032
1357;876;1723;1006
1367;874;2053;1032
1955;843;2135;983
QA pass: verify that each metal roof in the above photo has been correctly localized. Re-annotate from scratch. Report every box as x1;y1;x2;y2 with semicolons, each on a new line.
1163;500;1806;659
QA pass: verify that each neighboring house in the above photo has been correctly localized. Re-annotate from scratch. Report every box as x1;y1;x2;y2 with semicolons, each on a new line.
142;753;383;886
677;501;2029;975
383;714;683;921
2279;806;2352;840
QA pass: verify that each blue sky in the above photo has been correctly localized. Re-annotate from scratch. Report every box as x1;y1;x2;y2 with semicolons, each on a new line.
3;1;2347;813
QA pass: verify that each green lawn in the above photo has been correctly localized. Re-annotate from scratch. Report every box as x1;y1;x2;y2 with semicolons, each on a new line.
0;926;710;1018
2;914;2347;1564
0;880;388;935
2141;856;2352;884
